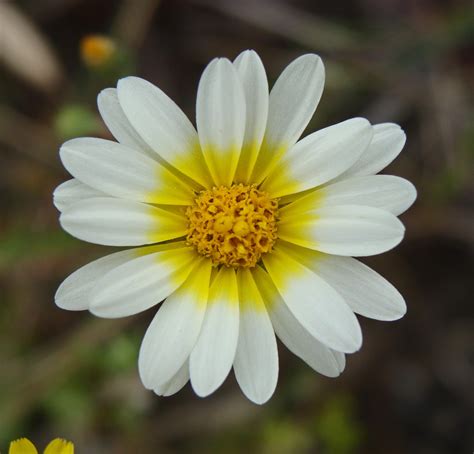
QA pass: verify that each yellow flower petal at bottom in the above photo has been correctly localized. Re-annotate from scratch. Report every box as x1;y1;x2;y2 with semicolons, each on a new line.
44;439;74;454
9;439;38;454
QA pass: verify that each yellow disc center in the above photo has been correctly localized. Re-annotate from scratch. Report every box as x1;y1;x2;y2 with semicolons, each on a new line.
186;184;278;268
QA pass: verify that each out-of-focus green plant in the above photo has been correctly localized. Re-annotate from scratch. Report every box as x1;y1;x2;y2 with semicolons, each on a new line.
54;104;101;141
429;118;474;203
314;394;364;454
101;333;140;374
261;418;312;454
43;380;94;431
0;229;78;269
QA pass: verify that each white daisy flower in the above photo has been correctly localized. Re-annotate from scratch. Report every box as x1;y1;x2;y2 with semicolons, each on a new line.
54;50;416;404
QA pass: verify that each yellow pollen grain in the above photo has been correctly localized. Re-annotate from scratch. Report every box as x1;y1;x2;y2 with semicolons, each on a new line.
186;184;279;268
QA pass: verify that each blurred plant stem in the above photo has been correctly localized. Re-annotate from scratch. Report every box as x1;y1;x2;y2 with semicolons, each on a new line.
112;0;162;50
0;105;61;173
191;0;362;53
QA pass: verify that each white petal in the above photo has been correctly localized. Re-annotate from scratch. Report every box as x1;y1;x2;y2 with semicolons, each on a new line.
53;179;105;212
60;197;187;246
117;76;210;186
281;175;417;217
318;256;407;321
340;123;406;178
263;247;362;353
279;241;406;321
262;118;373;197
89;244;197;318
196;58;246;186
55;248;143;311
139;258;211;389
60;138;194;205
278;205;405;257
97;87;153;156
322;175;416;216
190;267;239;397
252;266;344;377
233;50;269;183
251;54;325;183
334;351;346;373
154;360;190;397
234;269;278;404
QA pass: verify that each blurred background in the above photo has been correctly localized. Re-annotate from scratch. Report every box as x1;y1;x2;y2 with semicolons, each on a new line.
0;0;473;452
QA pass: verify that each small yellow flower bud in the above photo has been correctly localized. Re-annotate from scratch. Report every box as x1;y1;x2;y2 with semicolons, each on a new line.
80;35;116;68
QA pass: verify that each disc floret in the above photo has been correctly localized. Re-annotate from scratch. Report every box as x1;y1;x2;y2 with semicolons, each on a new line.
186;184;278;268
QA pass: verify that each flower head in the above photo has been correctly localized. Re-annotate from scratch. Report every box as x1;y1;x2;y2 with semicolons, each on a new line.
54;50;416;404
80;34;116;68
9;438;74;454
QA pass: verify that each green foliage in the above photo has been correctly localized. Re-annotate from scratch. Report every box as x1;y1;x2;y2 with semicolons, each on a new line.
101;332;140;374
261;418;312;453
54;104;101;141
43;381;94;431
314;394;364;454
0;229;78;269
430;117;474;202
